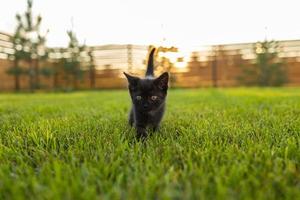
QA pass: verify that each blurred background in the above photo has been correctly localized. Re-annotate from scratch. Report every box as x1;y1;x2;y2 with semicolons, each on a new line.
0;0;300;91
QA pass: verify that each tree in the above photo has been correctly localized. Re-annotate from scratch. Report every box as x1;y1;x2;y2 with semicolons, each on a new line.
87;47;96;89
7;28;28;91
7;12;31;91
61;30;86;90
239;40;287;86
7;0;48;91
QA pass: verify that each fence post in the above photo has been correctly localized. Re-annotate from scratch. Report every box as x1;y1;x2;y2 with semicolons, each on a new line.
127;44;133;73
212;46;218;87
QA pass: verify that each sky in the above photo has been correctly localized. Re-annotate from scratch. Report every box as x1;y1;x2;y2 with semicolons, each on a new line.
1;0;300;49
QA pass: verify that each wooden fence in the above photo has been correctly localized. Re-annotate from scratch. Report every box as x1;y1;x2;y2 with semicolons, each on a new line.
1;31;300;91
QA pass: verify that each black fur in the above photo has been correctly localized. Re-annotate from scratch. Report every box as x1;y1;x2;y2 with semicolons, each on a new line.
145;47;155;76
124;48;169;139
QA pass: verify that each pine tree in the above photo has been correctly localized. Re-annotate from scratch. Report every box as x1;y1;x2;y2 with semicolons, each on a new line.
7;12;31;91
7;0;48;91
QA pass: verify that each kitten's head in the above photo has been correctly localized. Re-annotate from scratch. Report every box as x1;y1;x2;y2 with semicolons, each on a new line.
124;72;169;112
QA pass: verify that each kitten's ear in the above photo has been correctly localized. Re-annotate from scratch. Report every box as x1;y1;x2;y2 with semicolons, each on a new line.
123;72;139;87
154;72;169;90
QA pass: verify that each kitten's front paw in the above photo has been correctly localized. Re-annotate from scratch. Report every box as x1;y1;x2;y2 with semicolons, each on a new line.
136;127;147;141
152;126;159;132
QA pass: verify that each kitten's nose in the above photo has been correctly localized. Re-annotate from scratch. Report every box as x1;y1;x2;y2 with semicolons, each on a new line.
143;103;149;109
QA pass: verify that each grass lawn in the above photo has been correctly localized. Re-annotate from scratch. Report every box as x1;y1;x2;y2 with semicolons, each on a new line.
0;88;300;199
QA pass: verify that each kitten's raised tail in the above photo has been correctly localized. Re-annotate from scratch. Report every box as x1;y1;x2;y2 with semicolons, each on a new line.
145;47;156;77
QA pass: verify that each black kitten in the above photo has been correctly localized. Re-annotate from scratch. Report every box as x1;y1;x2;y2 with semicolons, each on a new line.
124;48;169;139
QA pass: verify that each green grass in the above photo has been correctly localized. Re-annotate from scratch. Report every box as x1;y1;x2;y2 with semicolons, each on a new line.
0;88;300;200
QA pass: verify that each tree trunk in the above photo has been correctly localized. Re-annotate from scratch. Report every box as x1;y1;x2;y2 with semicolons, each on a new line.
212;55;218;87
14;59;20;91
34;59;40;89
90;66;95;89
53;70;58;89
73;74;78;90
28;59;35;92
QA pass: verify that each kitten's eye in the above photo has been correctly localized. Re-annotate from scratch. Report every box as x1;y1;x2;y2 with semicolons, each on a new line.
151;96;158;101
136;96;142;100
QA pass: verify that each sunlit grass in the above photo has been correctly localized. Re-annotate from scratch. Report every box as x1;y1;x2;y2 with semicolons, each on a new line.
0;88;300;199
